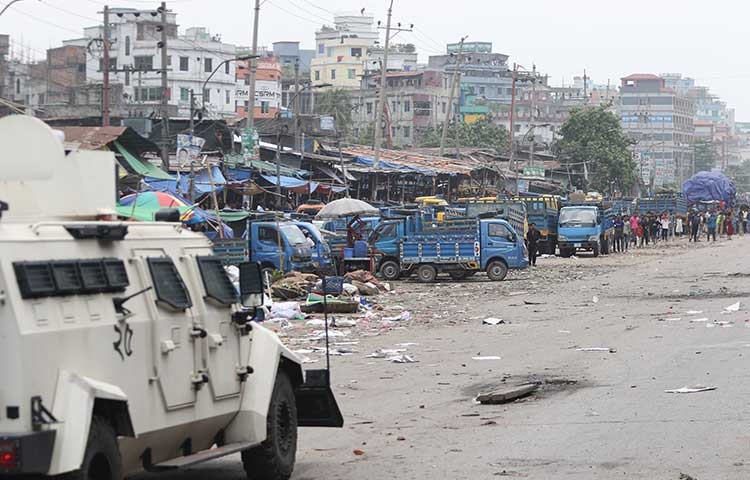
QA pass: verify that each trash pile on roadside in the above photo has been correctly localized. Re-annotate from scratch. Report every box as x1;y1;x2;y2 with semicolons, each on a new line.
259;269;411;364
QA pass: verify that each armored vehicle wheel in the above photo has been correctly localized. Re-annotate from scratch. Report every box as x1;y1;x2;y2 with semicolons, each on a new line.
416;264;437;283
486;260;508;281
63;417;122;480
379;260;401;281
242;371;298;480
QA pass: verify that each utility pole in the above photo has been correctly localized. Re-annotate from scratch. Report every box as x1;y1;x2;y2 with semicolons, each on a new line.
372;0;394;168
583;68;588;100
102;5;110;127
440;36;465;157
293;58;300;151
529;64;536;168
247;0;260;135
159;2;170;169
189;88;195;134
509;63;518;194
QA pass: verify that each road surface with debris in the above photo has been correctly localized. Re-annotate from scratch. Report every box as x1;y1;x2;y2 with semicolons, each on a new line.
132;236;750;480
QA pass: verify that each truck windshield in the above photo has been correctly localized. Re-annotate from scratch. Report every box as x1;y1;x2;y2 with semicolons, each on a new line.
281;225;308;245
560;209;596;227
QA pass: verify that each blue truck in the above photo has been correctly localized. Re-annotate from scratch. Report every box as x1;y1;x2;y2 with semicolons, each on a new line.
294;221;334;274
245;221;316;274
557;204;614;257
511;195;560;254
399;218;528;283
636;195;688;215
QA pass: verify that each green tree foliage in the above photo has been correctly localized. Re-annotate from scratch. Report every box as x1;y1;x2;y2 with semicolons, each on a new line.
725;161;750;193
693;138;717;173
557;105;637;193
314;88;353;134
418;117;510;155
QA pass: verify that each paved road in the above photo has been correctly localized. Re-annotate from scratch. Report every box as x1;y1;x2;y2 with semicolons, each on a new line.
134;237;750;480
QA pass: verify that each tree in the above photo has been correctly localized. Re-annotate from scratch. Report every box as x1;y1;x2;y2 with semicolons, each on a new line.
557;105;637;193
725;161;750;193
418;117;510;156
693;138;717;173
314;88;353;135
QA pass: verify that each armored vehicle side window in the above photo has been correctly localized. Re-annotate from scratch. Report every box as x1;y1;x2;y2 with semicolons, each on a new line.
13;261;56;298
148;257;192;310
78;260;108;293
51;261;82;294
103;258;129;290
196;256;238;306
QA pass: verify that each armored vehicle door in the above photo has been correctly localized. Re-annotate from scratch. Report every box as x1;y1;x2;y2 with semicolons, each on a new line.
133;249;199;410
183;252;242;400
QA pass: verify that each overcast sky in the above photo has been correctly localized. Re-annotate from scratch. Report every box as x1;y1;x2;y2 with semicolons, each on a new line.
2;0;748;119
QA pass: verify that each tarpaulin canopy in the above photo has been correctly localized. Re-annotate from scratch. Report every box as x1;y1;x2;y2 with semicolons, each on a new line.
682;171;736;206
352;155;436;175
145;166;226;196
260;174;309;189
114;142;175;180
117;191;204;224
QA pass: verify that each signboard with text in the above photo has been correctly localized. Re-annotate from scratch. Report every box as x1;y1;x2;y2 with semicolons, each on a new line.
236;79;282;108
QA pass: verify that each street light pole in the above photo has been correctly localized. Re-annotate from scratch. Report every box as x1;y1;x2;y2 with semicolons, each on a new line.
0;0;28;17
372;0;394;169
247;0;260;131
201;55;257;115
440;36;466;157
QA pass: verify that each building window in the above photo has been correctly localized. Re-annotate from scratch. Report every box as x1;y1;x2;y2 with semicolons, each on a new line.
330;69;336;80
125;71;130;86
348;68;356;79
327;47;334;57
226;89;230;104
133;55;153;71
261;101;270;114
404;100;411;113
318;43;325;54
366;102;372;114
179;56;189;71
125;36;130;56
203;88;210;103
100;57;117;72
314;70;320;81
135;87;164;102
15;79;20;94
442;102;446;114
479;86;485;95
180;87;189;102
350;47;362;57
391;101;397;112
403;126;410;138
391;126;396;137
204;58;213;73
225;62;230;74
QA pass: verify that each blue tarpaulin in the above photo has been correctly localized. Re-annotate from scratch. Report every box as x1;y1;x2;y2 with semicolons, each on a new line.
260;174;309;188
145;166;226;196
682;171;736;206
353;155;436;175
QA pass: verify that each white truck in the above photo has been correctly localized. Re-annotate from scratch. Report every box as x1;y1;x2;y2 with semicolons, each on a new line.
0;116;342;480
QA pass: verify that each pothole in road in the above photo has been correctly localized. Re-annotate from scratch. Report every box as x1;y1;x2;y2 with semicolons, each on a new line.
463;375;590;403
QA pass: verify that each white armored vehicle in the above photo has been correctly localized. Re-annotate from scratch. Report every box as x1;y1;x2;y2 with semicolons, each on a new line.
0;116;342;479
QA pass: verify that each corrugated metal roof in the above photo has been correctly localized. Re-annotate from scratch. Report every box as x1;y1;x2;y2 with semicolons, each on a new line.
58;126;127;150
342;146;489;175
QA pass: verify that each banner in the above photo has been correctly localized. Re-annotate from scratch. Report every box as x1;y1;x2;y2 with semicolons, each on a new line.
176;134;206;164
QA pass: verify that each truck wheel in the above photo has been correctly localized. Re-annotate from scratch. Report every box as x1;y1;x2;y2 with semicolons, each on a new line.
486;261;508;281
242;371;297;480
64;417;122;480
593;243;600;257
448;270;469;281
416;265;437;283
379;260;401;281
559;248;572;258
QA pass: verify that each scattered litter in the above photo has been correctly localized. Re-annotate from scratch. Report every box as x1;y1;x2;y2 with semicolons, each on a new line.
293;349;314;354
592;295;600;304
576;347;616;353
558;330;571;334
482;317;505;325
396;342;419;347
270;302;304;320
366;348;406;359
475;383;539;404
689;318;709;323
508;291;528;296
665;385;717;394
300;356;318;364
382;311;412;322
472;356;502;361
713;321;734;328
685;310;703;315
388;354;417;363
724;302;741;313
333;318;357;328
661;317;682;322
353;449;366;456
305;319;327;327
523;300;544;305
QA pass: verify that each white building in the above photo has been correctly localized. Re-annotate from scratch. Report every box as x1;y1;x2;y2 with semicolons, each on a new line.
79;8;237;119
311;14;378;89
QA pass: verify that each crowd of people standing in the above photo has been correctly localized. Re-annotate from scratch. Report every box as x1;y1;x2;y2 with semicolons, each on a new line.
609;207;748;252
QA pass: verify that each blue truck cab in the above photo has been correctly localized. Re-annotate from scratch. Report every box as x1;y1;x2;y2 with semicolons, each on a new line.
400;218;528;283
294;221;333;274
247;221;315;273
557;205;614;257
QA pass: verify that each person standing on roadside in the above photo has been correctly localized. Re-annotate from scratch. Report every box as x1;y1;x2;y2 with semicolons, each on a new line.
706;211;718;242
527;223;541;267
675;214;684;238
726;211;734;240
742;208;748;235
613;215;624;253
630;213;640;248
660;212;669;242
717;210;725;238
623;215;631;252
690;212;701;243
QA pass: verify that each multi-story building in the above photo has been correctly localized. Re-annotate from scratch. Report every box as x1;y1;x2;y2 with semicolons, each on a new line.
80;8;237;119
352;69;453;148
235;55;282;119
620;73;695;188
46;45;88;106
273;41;316;114
367;43;418;73
310;14;378;89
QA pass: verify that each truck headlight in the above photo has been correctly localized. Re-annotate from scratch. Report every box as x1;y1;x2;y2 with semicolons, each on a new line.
588;235;599;242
